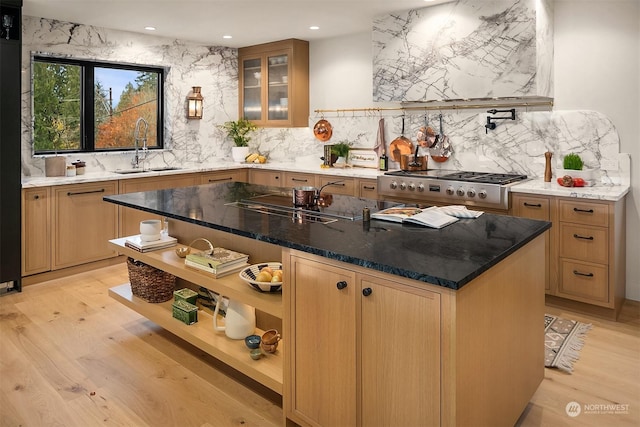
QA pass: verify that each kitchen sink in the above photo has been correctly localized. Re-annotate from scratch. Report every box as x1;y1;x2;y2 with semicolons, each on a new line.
113;166;182;174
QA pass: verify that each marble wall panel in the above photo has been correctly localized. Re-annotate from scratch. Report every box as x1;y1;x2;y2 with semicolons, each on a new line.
372;0;553;102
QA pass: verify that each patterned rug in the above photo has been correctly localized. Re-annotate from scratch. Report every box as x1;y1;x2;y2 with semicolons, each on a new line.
545;314;592;373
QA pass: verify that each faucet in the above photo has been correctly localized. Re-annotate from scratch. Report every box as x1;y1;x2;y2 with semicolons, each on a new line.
132;117;149;168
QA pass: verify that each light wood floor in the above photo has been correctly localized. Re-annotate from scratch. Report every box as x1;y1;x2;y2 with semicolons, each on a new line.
1;264;638;426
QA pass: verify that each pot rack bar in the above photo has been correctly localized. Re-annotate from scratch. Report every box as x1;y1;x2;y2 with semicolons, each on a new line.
314;98;554;116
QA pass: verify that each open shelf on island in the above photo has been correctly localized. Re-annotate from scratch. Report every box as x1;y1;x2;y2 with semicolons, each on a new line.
108;283;283;394
108;238;282;318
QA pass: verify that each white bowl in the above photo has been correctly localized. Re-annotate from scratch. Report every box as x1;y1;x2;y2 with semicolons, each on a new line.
140;219;162;236
239;263;283;293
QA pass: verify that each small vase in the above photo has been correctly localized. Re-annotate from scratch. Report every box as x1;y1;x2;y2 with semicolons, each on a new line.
231;146;249;163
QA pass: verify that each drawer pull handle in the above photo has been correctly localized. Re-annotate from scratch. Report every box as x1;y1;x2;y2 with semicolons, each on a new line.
67;189;105;196
573;233;594;241
573;270;594;277
573;207;594;214
363;186;376;190
336;281;347;290
292;178;308;182
208;177;232;182
362;287;373;297
523;202;542;208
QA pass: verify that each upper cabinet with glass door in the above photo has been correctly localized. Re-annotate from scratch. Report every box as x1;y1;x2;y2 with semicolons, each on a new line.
238;39;309;127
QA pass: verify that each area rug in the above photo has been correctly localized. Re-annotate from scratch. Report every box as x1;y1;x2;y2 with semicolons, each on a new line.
545;314;592;373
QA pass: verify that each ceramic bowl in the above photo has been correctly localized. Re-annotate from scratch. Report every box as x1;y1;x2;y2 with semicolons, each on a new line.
260;341;278;354
250;348;263;360
244;334;261;349
261;329;281;345
175;246;191;258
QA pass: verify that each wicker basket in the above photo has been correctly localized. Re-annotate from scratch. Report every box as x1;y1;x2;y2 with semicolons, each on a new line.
127;257;176;303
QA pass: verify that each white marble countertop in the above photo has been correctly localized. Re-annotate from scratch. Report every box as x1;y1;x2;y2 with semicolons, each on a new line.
22;162;630;202
509;178;629;201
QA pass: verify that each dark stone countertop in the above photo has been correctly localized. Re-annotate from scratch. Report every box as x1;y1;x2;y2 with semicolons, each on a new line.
104;182;551;290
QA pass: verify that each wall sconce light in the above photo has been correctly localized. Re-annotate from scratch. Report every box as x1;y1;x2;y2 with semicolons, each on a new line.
187;86;203;119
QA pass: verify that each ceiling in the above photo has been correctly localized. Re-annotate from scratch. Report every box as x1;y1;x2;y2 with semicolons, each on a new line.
22;0;451;48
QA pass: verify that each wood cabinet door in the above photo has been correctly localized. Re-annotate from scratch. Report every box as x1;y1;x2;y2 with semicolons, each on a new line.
358;179;378;199
359;274;441;427
119;174;198;237
287;255;357;427
22;187;51;275
248;169;283;187
512;194;552;291
200;169;247;185
283;172;317;188
52;182;118;269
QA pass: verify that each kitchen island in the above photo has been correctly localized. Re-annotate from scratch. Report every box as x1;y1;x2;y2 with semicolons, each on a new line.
104;182;551;427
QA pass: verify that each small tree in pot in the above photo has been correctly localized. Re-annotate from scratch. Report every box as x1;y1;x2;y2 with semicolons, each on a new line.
222;118;257;163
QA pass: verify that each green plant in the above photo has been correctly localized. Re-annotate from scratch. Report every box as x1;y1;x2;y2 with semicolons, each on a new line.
563;153;584;170
221;118;257;147
331;141;352;158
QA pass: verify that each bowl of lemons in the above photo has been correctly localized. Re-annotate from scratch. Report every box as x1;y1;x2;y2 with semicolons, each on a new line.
239;262;283;293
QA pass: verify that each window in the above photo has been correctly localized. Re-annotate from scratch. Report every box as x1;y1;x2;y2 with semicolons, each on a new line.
33;56;164;154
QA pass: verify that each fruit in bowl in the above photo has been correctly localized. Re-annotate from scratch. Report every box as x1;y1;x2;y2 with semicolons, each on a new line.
245;152;268;164
240;262;283;292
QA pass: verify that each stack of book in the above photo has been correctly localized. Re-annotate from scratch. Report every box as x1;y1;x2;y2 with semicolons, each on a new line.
125;234;178;252
185;247;249;278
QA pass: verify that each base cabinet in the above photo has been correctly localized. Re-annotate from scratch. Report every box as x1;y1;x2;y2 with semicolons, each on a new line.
21;187;51;276
512;193;626;318
285;252;441;427
52;182;119;269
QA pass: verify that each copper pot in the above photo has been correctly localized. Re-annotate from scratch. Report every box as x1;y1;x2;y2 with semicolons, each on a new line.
313;119;333;142
400;154;428;171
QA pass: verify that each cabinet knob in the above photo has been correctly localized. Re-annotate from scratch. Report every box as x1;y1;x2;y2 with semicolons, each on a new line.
34;195;40;200
362;287;372;297
336;281;347;290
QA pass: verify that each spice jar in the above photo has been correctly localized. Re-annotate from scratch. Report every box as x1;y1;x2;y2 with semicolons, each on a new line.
72;160;86;175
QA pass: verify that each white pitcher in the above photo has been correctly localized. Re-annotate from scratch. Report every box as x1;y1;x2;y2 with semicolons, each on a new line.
213;297;256;340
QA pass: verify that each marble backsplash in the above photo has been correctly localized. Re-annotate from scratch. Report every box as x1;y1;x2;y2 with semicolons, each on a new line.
20;16;627;185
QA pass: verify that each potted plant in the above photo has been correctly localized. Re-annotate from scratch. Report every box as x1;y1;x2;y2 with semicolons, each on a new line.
330;141;352;166
222;118;258;163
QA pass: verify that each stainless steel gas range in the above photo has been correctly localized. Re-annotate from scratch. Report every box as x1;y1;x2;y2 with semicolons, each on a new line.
377;170;528;211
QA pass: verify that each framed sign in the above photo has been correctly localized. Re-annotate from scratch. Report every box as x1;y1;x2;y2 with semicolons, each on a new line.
348;148;378;168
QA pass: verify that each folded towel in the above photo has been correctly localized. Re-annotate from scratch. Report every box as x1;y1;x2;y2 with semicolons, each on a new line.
436;205;484;218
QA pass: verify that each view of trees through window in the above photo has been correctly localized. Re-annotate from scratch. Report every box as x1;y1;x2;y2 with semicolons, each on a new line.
33;57;163;153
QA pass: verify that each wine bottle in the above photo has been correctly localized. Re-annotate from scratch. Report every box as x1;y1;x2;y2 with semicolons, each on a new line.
379;149;388;171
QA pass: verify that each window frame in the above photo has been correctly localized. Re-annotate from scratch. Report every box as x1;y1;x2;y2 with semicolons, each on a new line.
32;55;165;154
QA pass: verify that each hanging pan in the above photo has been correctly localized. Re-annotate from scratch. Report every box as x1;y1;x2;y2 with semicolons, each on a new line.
429;114;452;163
389;115;413;163
313;118;333;142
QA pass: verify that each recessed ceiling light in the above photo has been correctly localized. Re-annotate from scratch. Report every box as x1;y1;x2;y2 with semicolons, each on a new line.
144;26;156;31
223;35;232;39
309;26;320;30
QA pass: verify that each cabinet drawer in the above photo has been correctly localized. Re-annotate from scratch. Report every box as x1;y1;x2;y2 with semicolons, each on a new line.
559;223;608;264
359;179;378;199
200;170;247;184
559;199;608;226
283;172;317;188
512;195;549;220
319;177;355;196
558;259;609;305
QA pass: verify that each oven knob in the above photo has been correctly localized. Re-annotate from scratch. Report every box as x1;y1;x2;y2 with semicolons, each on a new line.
478;190;487;199
446;187;455;196
408;183;416;191
390;181;398;189
400;182;407;190
417;184;425;192
467;189;476;197
456;187;465;196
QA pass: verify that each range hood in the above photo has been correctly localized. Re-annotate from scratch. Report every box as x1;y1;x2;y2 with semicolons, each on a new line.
372;0;553;103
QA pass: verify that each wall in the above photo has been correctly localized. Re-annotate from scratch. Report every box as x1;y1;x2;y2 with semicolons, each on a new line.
553;0;639;300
